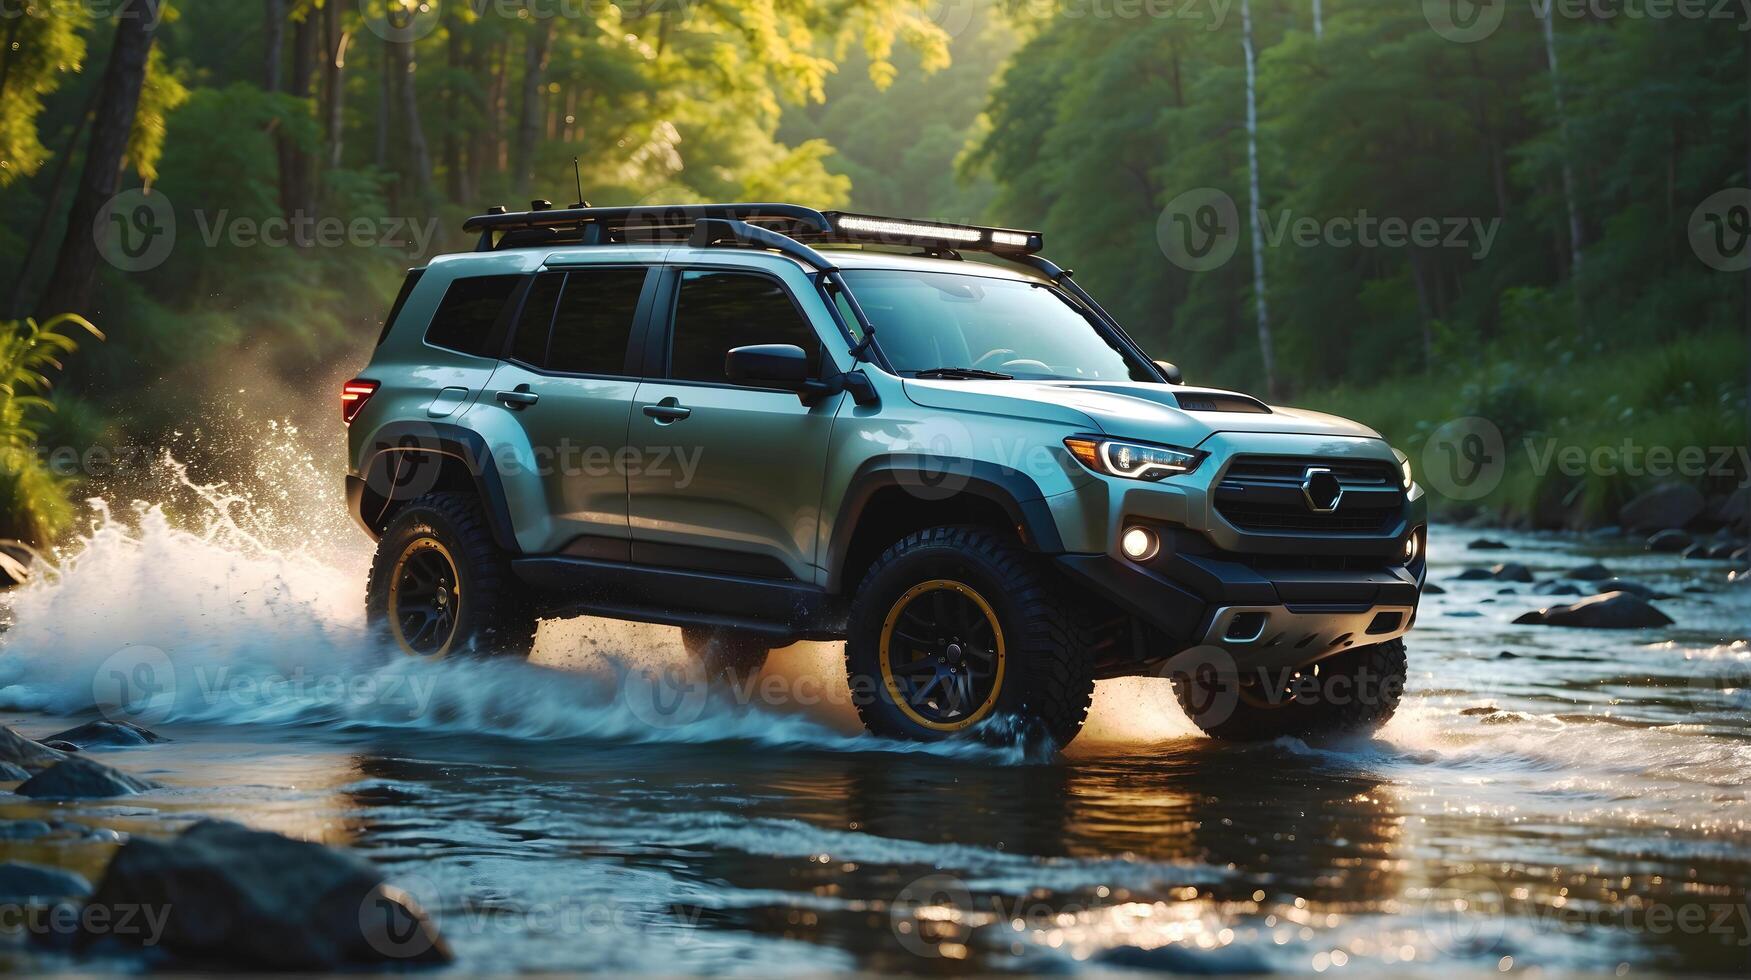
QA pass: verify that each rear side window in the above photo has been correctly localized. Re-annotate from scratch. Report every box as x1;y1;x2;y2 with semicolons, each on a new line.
424;274;520;357
668;271;819;384
542;268;647;375
509;272;565;366
376;268;425;347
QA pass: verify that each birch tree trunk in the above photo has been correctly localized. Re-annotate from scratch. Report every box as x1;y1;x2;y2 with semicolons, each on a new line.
1539;6;1586;330
1313;0;1322;40
1241;0;1278;400
515;19;556;197
323;0;347;170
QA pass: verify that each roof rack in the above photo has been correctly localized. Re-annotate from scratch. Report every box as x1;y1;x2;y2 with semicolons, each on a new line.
461;202;1044;258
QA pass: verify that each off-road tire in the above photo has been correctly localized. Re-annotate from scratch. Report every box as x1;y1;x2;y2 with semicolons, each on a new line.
845;526;1096;748
680;627;770;685
366;492;538;659
1172;639;1407;740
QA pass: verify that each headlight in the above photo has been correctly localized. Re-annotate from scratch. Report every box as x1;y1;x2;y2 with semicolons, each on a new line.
1393;448;1413;490
1064;436;1206;481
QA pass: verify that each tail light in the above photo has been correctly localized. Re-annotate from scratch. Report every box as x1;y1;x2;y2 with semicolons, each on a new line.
342;379;379;425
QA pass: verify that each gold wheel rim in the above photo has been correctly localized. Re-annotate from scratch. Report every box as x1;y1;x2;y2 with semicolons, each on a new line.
387;536;461;657
879;579;1007;732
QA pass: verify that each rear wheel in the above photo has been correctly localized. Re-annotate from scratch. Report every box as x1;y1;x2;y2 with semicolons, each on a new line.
1171;639;1407;740
680;627;770;685
845;526;1095;748
366;492;538;659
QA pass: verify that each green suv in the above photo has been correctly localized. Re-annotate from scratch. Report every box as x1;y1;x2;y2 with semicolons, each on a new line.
344;204;1426;747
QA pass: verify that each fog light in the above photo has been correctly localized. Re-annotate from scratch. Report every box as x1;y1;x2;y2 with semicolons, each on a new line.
1403;533;1420;564
1121;526;1159;561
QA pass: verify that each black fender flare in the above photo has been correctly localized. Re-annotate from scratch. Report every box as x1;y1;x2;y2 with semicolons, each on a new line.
822;454;1064;593
352;421;521;553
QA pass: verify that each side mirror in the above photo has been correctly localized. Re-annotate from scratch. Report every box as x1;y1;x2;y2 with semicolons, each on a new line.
727;344;811;388
1153;360;1184;385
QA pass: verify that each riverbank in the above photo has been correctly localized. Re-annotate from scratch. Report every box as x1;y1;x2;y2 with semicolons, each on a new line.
1299;332;1748;532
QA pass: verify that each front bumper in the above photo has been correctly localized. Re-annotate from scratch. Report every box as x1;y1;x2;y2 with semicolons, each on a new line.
1057;526;1424;673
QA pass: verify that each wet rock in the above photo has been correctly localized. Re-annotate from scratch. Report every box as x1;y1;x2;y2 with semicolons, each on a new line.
16;756;156;800
1681;543;1718;560
1491;562;1534;583
1496;587;1518;595
1513;591;1675;629
1620;483;1705;531
0;761;30;781
1646;529;1692;553
1707;488;1749;529
81;819;451;969
1097;942;1272;974
1594;578;1672;600
1496;651;1520;659
1423;582;1446;595
44;720;165;748
1732;547;1749;564
1546;583;1583;596
1685;585;1712;594
0;726;71;773
1446;610;1483;617
1569;562;1614;580
1467;538;1510;550
0;861;92;903
1460;705;1499;716
1454;568;1495;581
1708;543;1739;560
38;740;79;753
0;820;54;840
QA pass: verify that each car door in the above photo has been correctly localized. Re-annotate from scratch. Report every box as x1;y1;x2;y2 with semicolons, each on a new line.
484;265;656;556
626;266;843;581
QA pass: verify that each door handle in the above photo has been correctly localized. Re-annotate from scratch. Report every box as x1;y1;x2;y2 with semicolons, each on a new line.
496;384;539;409
642;397;691;423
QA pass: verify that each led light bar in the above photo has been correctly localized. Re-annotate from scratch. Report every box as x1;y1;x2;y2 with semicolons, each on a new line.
822;211;1043;254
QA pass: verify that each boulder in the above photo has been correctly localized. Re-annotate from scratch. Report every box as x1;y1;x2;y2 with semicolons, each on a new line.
1620;483;1705;531
0;861;92;903
16;756;156;800
1568;562;1614;580
1594;578;1672;600
1708;543;1740;560
1707;488;1749;529
0;726;71;773
1546;583;1583;596
1454;568;1495;581
38;740;79;753
0;761;30;781
1423;582;1446;595
1682;543;1715;560
1491;562;1534;583
1467;538;1510;551
44;720;165;748
1513;591;1675;629
80;820;451;969
0;820;54;840
1646;529;1692;553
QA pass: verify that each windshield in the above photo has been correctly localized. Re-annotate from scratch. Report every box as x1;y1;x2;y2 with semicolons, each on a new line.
838;269;1147;382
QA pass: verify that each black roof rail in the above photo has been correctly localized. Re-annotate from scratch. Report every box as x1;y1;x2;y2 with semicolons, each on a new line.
689;218;837;271
461;202;1044;257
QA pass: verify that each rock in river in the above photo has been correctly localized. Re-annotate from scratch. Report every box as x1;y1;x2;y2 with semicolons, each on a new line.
0;861;92;903
80;819;451;969
0;726;71;772
1568;562;1614;580
1646;529;1693;553
1468;538;1510;550
44;720;166;748
1491;562;1535;583
16;756;157;800
1620;483;1705;531
1513;591;1675;629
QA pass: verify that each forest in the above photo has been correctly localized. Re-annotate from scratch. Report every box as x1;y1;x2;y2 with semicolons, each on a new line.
0;0;1746;543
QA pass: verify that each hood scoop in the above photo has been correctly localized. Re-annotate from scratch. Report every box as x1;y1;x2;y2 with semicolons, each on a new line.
1170;388;1272;414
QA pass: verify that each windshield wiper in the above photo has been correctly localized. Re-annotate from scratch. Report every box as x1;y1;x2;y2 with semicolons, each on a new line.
909;367;1014;380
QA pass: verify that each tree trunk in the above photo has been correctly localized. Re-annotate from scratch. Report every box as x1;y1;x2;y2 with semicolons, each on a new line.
324;0;348;169
264;0;285;92
1241;0;1278;400
8;88;98;317
515;19;555;197
444;9;465;203
1539;7;1586;333
280;8;318;227
376;36;391;172
389;31;433;200
1312;0;1322;40
36;0;162;320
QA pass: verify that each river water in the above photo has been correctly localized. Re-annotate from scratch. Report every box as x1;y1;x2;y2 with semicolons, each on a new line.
0;461;1746;974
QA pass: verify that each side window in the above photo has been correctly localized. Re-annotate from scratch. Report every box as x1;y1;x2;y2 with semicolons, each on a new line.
508;272;565;366
668;271;820;384
545;268;647;375
376;268;425;347
424;274;520;357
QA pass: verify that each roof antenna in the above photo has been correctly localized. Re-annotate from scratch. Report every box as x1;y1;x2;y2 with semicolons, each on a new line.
570;157;590;209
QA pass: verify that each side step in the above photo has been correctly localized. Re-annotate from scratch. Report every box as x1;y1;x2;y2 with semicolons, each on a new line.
510;557;850;643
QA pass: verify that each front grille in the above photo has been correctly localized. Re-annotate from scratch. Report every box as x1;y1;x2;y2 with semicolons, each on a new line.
1214;456;1404;536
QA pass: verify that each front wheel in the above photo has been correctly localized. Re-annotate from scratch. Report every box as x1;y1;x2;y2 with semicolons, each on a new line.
845;526;1095;749
1171;639;1407;740
365;492;538;659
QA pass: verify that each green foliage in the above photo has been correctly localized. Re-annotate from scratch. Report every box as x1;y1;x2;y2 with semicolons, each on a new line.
0;6;90;187
0;314;103;544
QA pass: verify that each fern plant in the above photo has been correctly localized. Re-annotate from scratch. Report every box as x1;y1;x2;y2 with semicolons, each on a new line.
0;314;104;545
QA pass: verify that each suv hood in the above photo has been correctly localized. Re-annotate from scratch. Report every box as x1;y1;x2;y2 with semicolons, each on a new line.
900;378;1383;447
